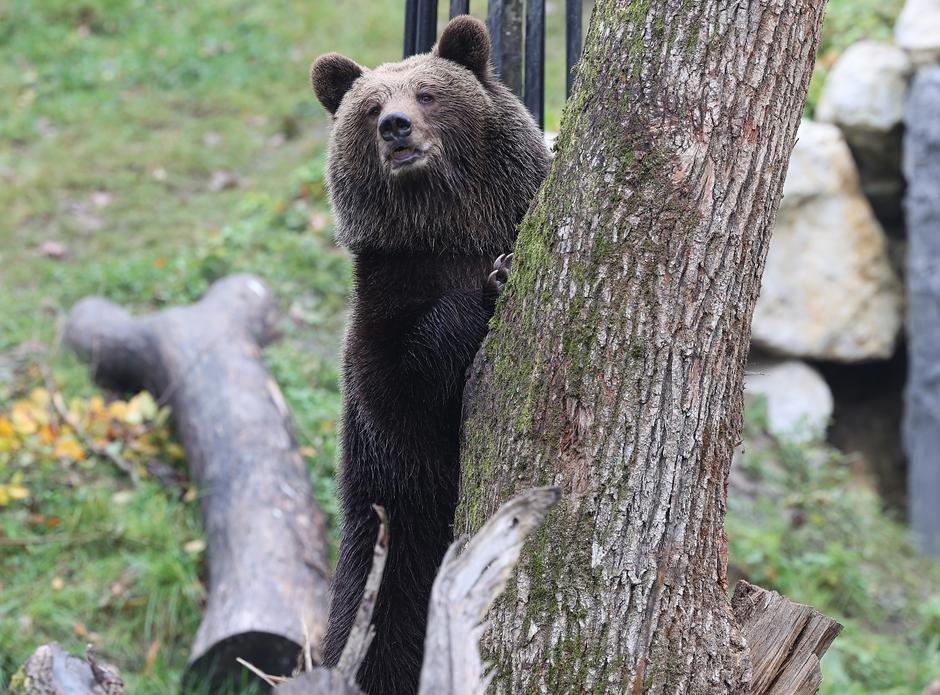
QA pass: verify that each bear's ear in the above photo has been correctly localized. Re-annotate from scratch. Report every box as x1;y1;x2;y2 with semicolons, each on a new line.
311;53;364;115
434;15;491;80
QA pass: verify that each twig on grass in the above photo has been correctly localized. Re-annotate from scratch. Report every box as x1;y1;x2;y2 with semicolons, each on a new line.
235;657;288;687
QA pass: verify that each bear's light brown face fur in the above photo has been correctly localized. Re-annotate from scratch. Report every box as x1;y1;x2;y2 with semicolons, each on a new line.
333;55;491;180
311;16;550;254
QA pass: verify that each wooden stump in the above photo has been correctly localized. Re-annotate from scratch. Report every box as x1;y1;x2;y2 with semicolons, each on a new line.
732;581;843;695
8;644;124;695
63;274;331;691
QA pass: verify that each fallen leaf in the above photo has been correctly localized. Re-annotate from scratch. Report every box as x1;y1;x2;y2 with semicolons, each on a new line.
107;400;129;422
53;437;86;461
183;538;206;555
112;490;134;506
7;485;29;501
12;401;39;435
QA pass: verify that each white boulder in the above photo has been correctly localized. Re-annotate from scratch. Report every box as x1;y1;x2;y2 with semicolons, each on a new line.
817;40;912;134
896;0;940;65
751;121;904;361
816;41;911;229
745;359;834;442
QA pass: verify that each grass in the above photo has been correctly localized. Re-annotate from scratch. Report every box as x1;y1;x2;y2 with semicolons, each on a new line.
0;0;926;692
732;397;940;694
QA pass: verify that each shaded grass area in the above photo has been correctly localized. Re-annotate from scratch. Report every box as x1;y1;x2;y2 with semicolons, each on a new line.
0;0;928;692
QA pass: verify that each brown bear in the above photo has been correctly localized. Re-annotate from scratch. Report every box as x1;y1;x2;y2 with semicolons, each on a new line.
310;15;549;695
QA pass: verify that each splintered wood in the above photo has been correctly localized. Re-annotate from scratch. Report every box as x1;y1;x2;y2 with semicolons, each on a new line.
732;580;843;695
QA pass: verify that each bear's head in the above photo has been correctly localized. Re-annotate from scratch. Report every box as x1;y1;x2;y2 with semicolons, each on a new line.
311;16;550;255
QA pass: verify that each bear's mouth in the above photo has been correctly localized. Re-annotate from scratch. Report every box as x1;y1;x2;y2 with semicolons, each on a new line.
388;145;424;169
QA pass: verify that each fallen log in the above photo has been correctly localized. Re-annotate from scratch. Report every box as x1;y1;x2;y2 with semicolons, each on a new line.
8;644;124;695
63;274;331;692
732;580;843;695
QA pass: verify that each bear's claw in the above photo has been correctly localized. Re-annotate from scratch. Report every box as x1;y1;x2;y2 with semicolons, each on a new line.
483;253;513;310
487;252;513;290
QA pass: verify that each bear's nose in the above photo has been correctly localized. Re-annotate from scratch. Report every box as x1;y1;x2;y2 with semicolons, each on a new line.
379;112;412;141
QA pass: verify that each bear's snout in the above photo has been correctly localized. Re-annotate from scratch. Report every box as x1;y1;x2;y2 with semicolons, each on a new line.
379;112;413;142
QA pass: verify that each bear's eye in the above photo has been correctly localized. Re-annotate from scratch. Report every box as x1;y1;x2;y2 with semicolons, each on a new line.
366;105;381;118
417;93;434;105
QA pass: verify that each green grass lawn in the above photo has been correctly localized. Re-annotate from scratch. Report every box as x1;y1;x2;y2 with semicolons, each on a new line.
1;0;935;693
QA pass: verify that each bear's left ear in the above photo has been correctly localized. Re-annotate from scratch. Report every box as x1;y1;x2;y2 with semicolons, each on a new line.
311;53;365;115
434;15;491;81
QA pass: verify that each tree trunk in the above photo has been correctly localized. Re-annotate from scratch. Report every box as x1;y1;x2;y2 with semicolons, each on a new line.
456;1;827;693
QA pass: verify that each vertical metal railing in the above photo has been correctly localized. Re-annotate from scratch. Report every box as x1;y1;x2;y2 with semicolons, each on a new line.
403;0;584;130
487;0;524;97
523;0;545;127
564;0;582;98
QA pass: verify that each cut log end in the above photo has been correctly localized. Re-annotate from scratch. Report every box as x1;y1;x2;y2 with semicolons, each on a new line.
182;632;302;693
732;580;843;695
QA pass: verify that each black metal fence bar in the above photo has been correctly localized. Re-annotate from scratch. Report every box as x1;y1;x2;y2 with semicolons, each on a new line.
487;0;524;97
524;0;545;129
404;0;419;57
565;0;582;97
404;0;581;127
414;0;440;54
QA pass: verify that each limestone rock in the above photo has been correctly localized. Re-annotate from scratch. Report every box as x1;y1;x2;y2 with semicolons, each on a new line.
752;121;903;361
896;0;940;65
816;41;912;229
745;359;834;443
817;41;911;134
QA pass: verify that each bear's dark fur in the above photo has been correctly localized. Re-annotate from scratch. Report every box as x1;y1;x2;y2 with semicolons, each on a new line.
311;16;549;694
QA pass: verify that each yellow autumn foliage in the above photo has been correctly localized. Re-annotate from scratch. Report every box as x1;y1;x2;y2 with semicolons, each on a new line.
0;388;177;506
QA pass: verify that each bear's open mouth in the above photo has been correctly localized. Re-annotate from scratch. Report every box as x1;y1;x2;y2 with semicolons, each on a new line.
388;145;424;168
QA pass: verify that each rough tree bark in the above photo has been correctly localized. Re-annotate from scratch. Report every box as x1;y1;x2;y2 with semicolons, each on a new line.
63;274;331;691
457;1;828;693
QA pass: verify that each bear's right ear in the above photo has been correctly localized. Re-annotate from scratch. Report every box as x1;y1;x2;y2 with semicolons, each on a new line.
434;15;491;81
310;53;364;115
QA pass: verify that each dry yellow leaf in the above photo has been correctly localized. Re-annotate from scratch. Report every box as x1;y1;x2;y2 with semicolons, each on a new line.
29;388;50;407
11;401;38;435
38;424;55;446
53;437;86;461
107;400;129;422
127;392;157;424
0;416;15;438
183;538;206;555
